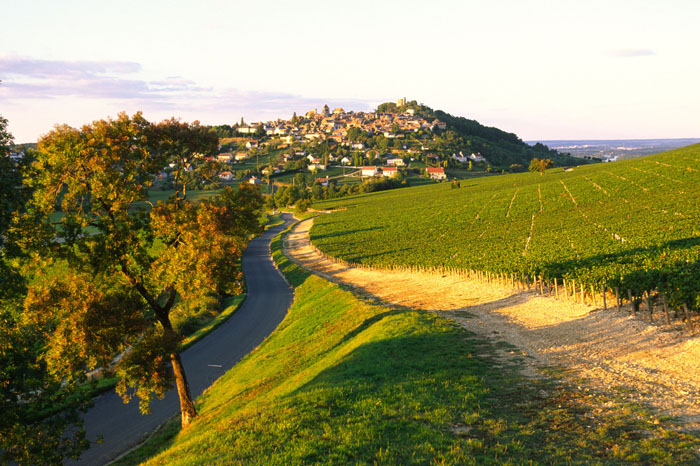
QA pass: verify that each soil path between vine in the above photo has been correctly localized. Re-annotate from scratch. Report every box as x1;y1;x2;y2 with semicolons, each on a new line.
284;217;700;428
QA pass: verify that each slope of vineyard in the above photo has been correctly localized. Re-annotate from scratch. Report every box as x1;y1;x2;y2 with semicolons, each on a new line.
310;144;700;310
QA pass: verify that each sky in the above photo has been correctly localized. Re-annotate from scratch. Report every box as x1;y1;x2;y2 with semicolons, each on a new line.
1;0;699;143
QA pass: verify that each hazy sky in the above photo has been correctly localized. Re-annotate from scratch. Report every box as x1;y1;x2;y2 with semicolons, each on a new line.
1;0;699;143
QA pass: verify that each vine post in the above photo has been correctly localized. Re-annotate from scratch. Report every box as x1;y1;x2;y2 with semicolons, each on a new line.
602;284;607;310
627;289;636;317
683;304;694;332
661;294;671;326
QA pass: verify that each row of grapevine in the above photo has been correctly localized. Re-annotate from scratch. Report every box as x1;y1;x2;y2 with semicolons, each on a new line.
310;144;700;312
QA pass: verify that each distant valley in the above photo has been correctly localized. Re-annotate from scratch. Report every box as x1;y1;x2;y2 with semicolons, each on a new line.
529;138;700;161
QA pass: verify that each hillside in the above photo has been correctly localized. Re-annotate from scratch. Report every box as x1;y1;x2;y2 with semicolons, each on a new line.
377;100;587;168
310;144;700;311
115;225;699;465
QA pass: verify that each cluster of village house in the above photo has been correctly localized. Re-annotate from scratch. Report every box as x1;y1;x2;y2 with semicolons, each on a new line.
211;99;486;185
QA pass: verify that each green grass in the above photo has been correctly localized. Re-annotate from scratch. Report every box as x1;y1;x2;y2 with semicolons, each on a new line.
112;224;700;465
179;294;246;351
310;144;700;308
272;166;351;185
262;213;285;231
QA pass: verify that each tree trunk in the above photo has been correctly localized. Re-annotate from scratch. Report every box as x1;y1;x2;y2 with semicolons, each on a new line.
154;298;197;428
170;351;197;427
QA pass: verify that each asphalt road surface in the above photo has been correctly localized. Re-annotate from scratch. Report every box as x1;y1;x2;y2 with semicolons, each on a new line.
69;214;295;465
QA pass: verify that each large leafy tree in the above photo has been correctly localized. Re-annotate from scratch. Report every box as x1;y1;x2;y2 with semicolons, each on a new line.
23;112;263;428
1;114;92;465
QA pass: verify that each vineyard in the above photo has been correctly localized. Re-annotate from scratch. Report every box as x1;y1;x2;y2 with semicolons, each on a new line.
310;144;700;312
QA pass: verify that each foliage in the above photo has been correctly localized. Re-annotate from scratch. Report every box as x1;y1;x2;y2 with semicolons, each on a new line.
311;144;700;310
375;100;588;168
295;198;311;215
0;114;93;465
0;305;92;465
20;112;263;428
0;116;31;251
529;157;554;174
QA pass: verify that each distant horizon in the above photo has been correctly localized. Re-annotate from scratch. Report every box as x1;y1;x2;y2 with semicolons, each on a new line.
3;1;700;143
527;137;700;143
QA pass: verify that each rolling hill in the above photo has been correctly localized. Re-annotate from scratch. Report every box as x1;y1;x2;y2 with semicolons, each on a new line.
310;144;700;310
377;100;588;168
114;225;699;465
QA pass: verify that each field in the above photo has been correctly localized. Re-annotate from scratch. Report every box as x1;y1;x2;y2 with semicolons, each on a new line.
113;225;700;465
310;144;700;310
272;166;352;185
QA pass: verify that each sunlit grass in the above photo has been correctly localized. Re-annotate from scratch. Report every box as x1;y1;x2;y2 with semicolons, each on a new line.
113;225;700;465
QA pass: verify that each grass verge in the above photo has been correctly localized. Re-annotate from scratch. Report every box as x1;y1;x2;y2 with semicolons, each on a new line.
114;225;700;465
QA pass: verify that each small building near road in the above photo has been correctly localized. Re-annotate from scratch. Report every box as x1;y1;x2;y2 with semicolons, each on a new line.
382;166;399;177
219;171;234;181
361;166;380;177
426;167;447;180
217;152;233;163
386;157;405;166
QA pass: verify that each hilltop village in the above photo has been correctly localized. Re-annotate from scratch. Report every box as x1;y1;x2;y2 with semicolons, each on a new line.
210;99;490;189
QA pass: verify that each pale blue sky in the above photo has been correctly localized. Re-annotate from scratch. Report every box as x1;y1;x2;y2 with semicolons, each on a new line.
1;0;698;142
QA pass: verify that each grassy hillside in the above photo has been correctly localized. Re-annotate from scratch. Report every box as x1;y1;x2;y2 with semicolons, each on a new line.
310;144;700;310
115;225;699;465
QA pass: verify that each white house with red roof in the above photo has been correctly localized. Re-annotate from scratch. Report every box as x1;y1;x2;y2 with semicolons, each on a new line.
426;167;447;180
218;171;234;181
361;166;380;177
382;166;399;177
386;157;405;166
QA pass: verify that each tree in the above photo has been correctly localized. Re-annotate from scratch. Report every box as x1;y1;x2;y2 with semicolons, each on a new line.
22;113;263;428
529;157;553;175
0;115;29;248
295;198;311;215
0;114;93;465
254;125;266;139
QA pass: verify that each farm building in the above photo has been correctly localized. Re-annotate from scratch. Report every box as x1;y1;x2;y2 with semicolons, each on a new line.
382;166;399;177
426;167;447;180
361;166;380;177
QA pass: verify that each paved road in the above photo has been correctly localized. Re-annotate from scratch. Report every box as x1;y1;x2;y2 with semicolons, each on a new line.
69;214;295;465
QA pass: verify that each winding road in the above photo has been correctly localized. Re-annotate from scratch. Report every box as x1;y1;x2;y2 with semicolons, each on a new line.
69;214;295;465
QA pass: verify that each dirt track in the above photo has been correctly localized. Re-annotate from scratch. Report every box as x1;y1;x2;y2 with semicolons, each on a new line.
284;217;700;428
